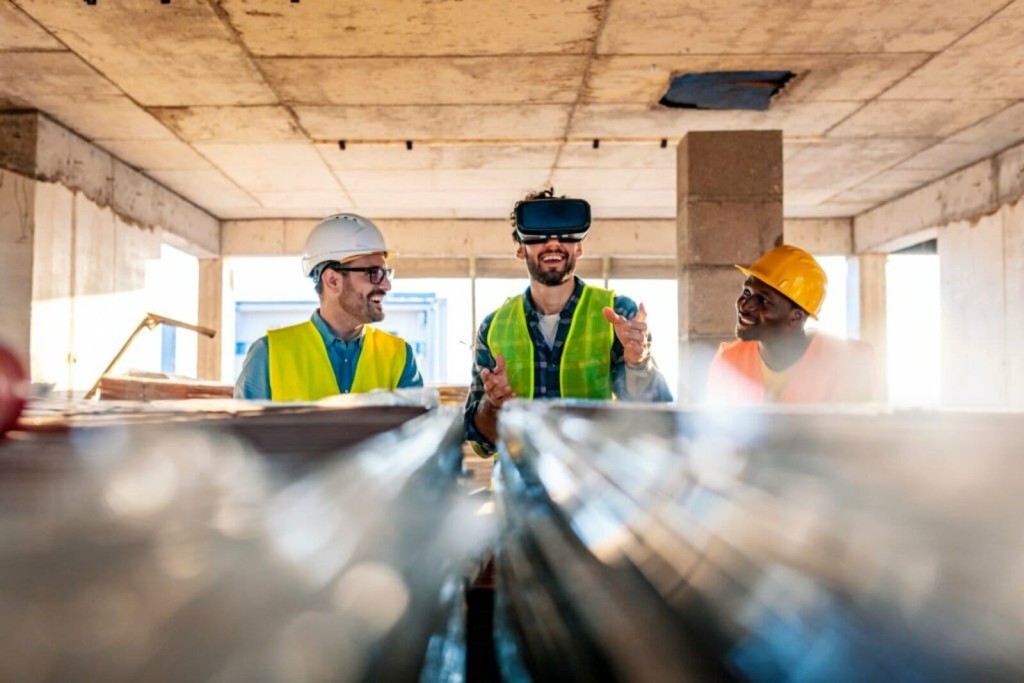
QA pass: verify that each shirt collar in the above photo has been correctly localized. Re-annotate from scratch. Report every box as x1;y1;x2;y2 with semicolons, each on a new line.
312;310;364;346
523;277;584;317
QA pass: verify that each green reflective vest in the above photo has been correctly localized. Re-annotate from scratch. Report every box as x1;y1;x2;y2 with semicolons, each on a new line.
267;321;406;401
486;285;615;399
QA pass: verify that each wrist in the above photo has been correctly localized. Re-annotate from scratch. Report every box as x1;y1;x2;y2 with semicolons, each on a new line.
626;357;652;372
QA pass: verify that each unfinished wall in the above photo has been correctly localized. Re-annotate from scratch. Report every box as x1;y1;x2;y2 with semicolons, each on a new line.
855;137;1024;408
0;112;220;392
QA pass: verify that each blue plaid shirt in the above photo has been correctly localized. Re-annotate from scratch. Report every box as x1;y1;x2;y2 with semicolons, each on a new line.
464;277;673;450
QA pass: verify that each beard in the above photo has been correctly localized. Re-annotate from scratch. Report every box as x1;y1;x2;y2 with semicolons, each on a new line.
338;287;387;323
525;248;576;286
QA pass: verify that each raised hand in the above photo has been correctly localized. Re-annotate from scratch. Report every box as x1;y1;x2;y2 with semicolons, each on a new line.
480;353;516;408
603;303;651;369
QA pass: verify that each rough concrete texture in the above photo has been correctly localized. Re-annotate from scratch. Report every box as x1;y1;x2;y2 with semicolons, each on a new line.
1002;202;1024;407
2;1;1023;220
584;54;931;105
0;168;34;357
598;0;1008;54
828;100;1012;139
221;0;601;58
0;111;37;177
152;106;304;144
0;1;61;50
111;160;218;257
18;0;275;107
678;266;746;337
783;218;852;255
680;201;783;265
882;0;1024;100
852;138;1024;251
678;131;782;199
939;214;1007;406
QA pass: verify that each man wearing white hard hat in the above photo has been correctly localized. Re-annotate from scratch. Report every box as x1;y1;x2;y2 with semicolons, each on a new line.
234;214;422;400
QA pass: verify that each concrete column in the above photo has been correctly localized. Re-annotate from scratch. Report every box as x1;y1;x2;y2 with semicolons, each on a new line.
676;131;783;404
197;258;223;381
0;169;35;362
848;253;888;400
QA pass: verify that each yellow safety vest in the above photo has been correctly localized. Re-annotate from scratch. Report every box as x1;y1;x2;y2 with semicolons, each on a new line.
267;321;406;401
486;285;615;399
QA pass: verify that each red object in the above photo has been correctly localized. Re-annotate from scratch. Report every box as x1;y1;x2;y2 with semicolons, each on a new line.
0;343;28;436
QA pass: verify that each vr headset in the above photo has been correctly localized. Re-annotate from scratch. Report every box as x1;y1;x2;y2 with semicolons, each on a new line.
514;197;591;244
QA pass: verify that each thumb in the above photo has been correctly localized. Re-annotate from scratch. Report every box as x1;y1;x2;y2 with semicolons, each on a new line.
602;306;624;325
634;302;647;324
495;354;506;373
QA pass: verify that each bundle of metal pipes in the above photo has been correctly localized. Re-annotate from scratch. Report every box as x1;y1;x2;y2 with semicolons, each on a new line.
0;404;496;683
493;402;1024;682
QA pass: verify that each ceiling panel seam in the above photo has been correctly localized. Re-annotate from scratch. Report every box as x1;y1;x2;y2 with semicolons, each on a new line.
202;0;355;208
546;0;613;190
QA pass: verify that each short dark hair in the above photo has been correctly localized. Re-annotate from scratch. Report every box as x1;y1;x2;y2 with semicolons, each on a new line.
510;187;559;243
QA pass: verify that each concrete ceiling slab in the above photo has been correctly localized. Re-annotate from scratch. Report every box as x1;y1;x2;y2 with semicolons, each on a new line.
347;189;525;219
785;138;933;194
151;106;304;143
2;1;1022;223
148;169;259;214
221;0;601;57
786;202;878;218
586;54;929;105
894;141;1001;173
250;190;353;211
15;0;275;106
569;102;862;139
557;141;676;169
96;139;212;172
195;143;344;194
0;52;121;102
316;142;560;171
294;105;572;141
882;0;1024;100
597;0;1010;54
261;56;587;106
827;100;1013;139
337;169;551;193
551;168;676;192
0;1;62;50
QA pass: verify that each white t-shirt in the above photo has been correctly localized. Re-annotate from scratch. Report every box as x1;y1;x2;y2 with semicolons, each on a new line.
538;313;560;350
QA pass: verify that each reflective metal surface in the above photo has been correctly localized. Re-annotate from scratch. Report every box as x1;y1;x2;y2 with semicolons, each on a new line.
0;406;495;683
495;401;1024;682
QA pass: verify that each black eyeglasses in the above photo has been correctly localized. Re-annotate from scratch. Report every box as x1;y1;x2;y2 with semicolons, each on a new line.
327;264;394;285
518;235;585;245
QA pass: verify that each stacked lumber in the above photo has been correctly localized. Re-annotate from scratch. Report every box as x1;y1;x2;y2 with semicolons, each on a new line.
97;374;233;401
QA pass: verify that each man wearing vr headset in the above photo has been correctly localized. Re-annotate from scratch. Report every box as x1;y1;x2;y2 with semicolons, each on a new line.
464;190;672;452
235;213;422;400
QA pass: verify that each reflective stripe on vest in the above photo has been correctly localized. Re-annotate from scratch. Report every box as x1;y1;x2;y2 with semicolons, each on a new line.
267;321;406;401
486;285;614;399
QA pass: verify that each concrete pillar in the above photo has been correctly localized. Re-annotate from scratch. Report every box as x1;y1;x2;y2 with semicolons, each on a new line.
197;258;223;381
848;253;888;400
0;168;35;361
676;131;783;404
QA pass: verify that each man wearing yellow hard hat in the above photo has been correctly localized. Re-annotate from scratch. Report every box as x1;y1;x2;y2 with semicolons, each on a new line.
706;244;876;404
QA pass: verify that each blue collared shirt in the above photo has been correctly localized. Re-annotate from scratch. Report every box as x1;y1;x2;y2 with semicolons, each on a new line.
234;311;423;399
463;277;674;451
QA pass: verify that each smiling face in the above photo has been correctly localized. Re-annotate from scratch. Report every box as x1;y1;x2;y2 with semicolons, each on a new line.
735;276;806;342
326;252;391;324
518;237;582;286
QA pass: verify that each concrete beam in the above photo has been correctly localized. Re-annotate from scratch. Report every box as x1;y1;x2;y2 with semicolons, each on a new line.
223;216;841;262
784;218;852;255
854;137;1024;253
0;111;220;257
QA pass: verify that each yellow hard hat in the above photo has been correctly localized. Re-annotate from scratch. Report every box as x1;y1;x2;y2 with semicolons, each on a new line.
736;245;828;318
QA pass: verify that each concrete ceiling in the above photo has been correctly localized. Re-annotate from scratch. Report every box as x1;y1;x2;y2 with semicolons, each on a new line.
1;0;1022;221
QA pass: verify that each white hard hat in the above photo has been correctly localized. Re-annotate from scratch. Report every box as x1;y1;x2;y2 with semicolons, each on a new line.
301;213;389;278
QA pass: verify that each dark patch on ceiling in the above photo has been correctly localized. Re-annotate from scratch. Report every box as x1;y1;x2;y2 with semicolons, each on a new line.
659;71;795;111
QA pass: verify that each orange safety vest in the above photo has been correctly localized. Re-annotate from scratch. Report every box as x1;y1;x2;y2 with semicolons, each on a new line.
706;334;876;404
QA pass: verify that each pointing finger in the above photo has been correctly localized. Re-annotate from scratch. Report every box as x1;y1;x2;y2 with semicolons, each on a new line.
634;302;647;324
603;306;625;325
